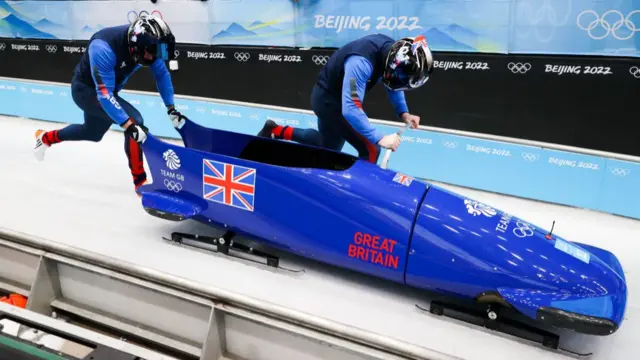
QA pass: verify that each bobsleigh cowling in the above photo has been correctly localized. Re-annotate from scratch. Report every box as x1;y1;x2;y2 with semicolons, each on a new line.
137;117;627;338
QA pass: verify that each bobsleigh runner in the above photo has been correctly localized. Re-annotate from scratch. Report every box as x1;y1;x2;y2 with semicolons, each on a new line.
136;117;627;356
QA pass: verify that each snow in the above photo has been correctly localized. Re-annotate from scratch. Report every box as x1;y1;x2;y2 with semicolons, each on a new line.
0;115;638;360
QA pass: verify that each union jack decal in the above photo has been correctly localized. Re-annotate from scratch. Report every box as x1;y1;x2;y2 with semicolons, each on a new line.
393;173;414;186
203;159;256;211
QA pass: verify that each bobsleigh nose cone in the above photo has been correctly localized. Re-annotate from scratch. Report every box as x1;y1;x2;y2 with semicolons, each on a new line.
536;297;624;336
542;256;628;334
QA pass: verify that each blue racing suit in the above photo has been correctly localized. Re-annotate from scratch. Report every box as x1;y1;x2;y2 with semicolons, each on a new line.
56;25;175;186
294;34;408;163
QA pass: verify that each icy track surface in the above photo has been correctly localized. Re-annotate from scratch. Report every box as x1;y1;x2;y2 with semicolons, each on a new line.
1;116;638;360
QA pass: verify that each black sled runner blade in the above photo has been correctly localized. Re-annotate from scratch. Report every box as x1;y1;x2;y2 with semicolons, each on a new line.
416;300;593;358
164;231;304;274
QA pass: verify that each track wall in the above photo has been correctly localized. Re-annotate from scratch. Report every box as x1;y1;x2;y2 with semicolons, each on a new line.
0;36;638;220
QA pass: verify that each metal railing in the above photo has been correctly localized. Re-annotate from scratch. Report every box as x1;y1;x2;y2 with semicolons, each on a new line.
0;226;459;360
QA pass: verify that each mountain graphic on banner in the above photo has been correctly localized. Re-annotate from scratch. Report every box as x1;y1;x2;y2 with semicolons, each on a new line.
0;13;55;39
246;21;282;34
212;22;257;39
33;18;65;34
423;27;475;51
82;24;105;33
445;24;478;38
0;1;56;38
0;2;22;22
443;23;479;46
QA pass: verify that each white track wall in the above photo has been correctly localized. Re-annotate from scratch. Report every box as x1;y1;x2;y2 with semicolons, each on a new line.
1;77;639;220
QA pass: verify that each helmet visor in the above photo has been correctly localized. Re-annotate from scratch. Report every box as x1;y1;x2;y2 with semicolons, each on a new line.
385;65;429;91
139;35;175;62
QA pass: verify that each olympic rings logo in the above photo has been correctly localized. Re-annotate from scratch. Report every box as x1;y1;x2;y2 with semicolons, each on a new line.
0;43;5;51
508;62;531;74
516;0;572;27
577;10;640;40
312;55;329;66
45;45;57;53
513;221;535;238
514;0;572;42
442;141;457;149
610;167;630;177
127;10;163;24
234;52;250;62
164;179;182;192
521;152;539;162
630;66;640;79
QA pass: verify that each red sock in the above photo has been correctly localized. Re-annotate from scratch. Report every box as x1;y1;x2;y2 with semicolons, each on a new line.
42;130;61;146
271;126;293;140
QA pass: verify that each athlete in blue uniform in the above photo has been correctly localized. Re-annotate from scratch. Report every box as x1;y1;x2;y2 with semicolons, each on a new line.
258;34;434;163
33;14;187;192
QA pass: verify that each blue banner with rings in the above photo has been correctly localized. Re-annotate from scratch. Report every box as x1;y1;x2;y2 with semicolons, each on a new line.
1;77;639;220
0;0;638;57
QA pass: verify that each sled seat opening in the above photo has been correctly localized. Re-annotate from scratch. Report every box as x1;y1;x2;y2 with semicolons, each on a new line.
239;137;357;170
179;119;358;170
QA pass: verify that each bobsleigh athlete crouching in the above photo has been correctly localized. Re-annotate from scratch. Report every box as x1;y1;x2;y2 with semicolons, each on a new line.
33;14;188;193
258;34;434;163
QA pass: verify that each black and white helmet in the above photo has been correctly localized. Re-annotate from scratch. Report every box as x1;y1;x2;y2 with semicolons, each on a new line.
127;13;175;66
383;36;434;91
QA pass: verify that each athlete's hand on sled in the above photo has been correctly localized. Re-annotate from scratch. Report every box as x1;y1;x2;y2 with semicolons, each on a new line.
378;133;401;151
168;106;186;129
123;119;148;143
401;112;420;129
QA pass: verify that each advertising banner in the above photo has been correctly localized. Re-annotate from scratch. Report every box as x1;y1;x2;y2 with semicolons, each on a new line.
0;0;638;57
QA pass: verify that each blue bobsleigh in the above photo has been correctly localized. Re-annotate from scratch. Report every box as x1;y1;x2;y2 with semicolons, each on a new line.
137;117;627;343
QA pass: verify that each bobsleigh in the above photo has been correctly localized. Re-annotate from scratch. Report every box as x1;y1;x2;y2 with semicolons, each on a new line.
137;117;627;348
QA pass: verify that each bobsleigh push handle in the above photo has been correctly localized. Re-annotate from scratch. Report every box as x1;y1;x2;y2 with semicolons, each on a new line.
380;124;410;170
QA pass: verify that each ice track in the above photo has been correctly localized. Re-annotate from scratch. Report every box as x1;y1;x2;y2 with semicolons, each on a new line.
0;116;638;360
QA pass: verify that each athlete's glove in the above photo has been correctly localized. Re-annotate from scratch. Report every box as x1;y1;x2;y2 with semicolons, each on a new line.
378;133;401;151
400;112;420;129
168;106;186;129
124;122;148;143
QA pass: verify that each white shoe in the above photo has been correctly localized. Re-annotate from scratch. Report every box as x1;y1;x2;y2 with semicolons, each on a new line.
33;129;49;161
